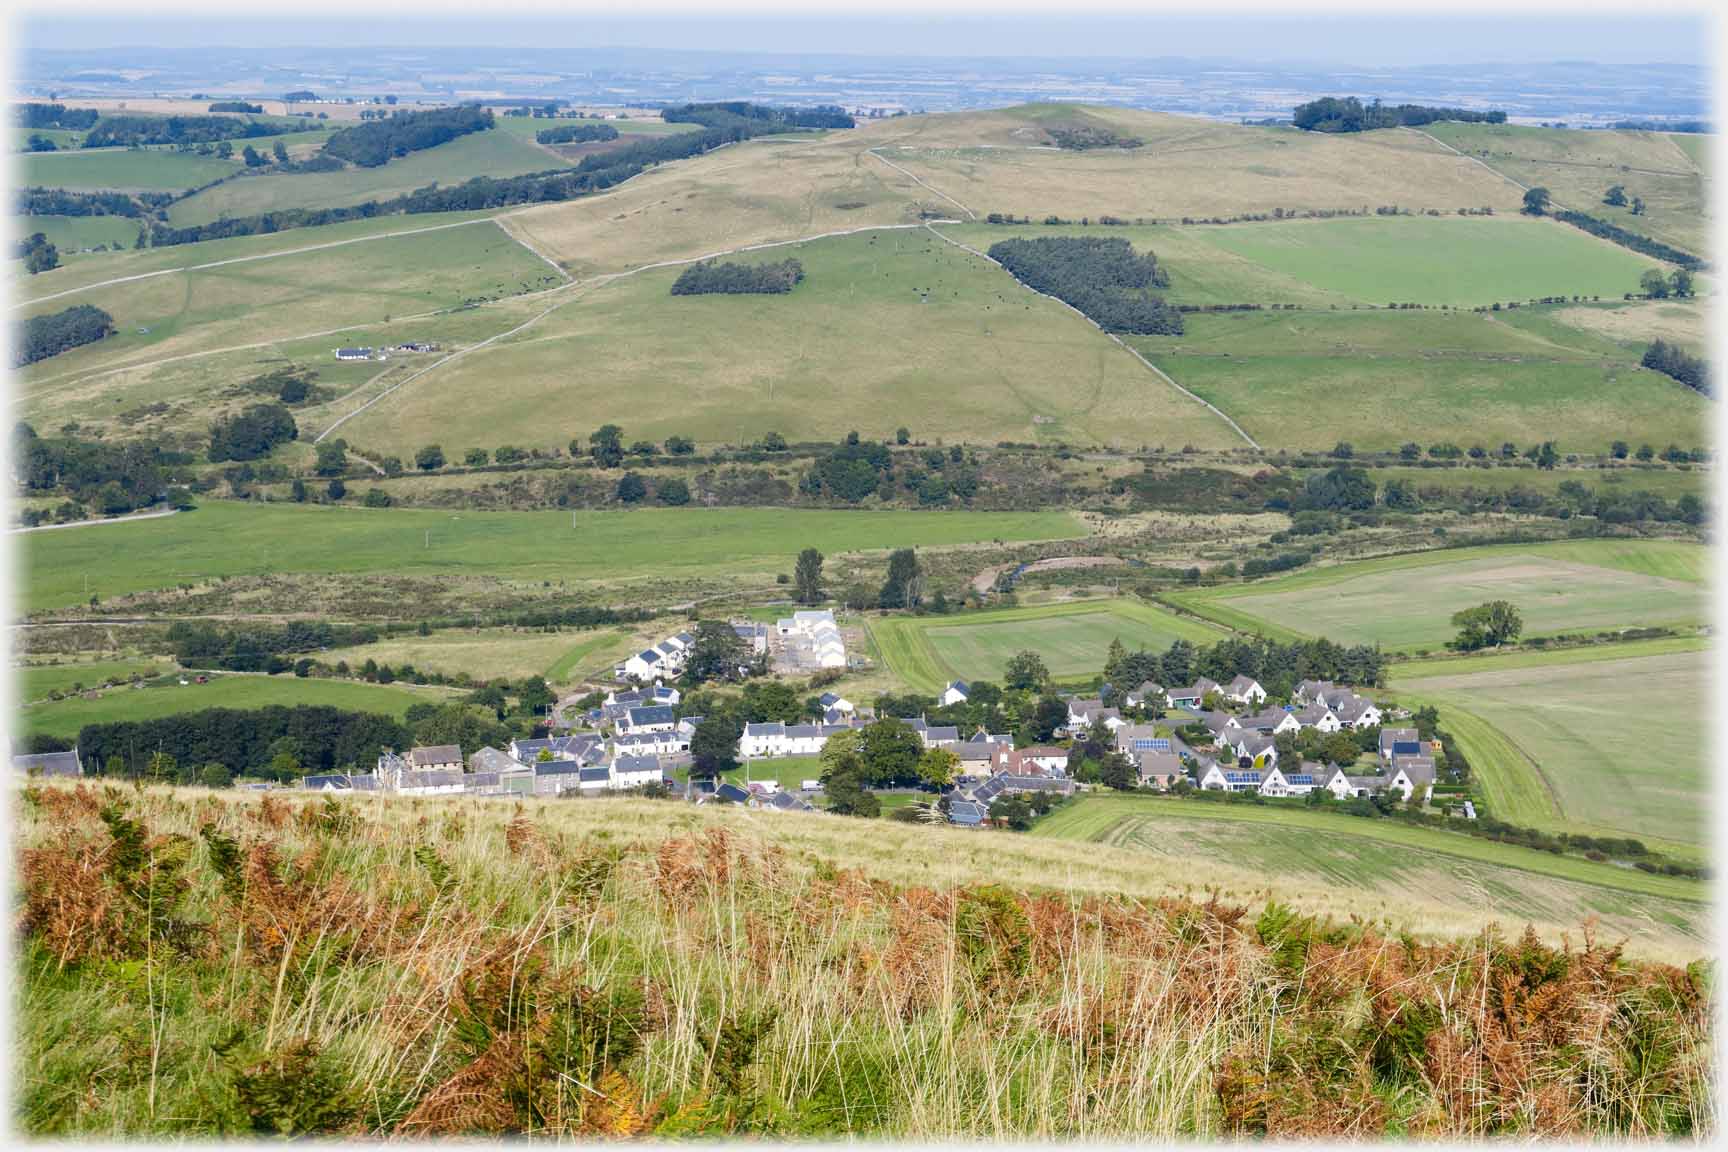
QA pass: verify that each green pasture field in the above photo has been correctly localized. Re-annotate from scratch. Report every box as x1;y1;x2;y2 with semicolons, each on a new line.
334;226;1245;454
22;500;1086;613
1390;646;1706;850
167;128;568;225
17;127;86;149
20;673;455;740
17;659;175;702
867;599;1227;694
724;757;824;792
21;148;242;191
1387;634;1708;681
492;114;697;139
18;220;557;398
1135;312;1704;453
1189;215;1660;307
15;209;506;305
1669;133;1707;167
1421;122;1708;257
1171;539;1707;652
17;214;141;256
317;627;630;684
1028;794;1705;953
1363;464;1706;500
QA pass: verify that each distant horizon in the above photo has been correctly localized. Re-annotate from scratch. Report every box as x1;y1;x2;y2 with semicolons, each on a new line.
18;13;1712;70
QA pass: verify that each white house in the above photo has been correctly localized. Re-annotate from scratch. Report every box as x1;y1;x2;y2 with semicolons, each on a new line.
1124;681;1165;709
612;731;684;757
620;705;677;734
1012;746;1070;774
1238;709;1301;736
577;765;612;792
777;609;846;669
940;681;970;707
1066;700;1124;732
1333;695;1383;730
1292;704;1342;733
1196;761;1262;793
1164;678;1220;709
1223;675;1268;706
610;755;664;790
1257;764;1321;797
621;647;668;683
818;691;854;715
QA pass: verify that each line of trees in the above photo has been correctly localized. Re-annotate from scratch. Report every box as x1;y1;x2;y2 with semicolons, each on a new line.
1642;339;1709;396
1554;209;1702;268
535;122;619;145
670;257;804;295
662;101;854;130
84;114;290;147
19;304;114;366
988;235;1183;335
13;422;190;515
1048;126;1143;150
146;106;807;246
17;103;99;130
73;705;410;781
208;101;264;114
17;187;153;217
1292;97;1506;132
320;104;494;168
165;620;382;672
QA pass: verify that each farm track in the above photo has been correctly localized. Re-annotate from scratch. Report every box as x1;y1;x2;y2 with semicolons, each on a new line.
15;217;497;310
313;220;940;441
923;223;1260;449
865;147;977;219
10;508;179;534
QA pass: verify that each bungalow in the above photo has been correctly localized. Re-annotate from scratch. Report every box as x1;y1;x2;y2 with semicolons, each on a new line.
510;734;602;765
1332;694;1383;730
1135;750;1185;790
13;749;83;777
940;680;970;707
947;799;988;827
397;769;465;796
967;772;1076;805
609;755;662;790
732;621;770;654
469;746;528;774
1011;745;1070;774
1066;700;1124;733
1379;727;1424;764
334;347;373;361
1217;729;1278;767
1114;724;1173;757
1293;679;1338;707
1387;757;1437;802
1323;768;1383;800
1238;709;1301;736
1199;710;1242;740
713;782;753;805
409;745;464;773
1164;677;1220;709
1258;764;1321;798
817;691;854;715
764;790;816;813
577;765;612;792
1292;704;1342;733
301;773;378;792
1124;681;1165;710
1195;761;1262;793
1223;675;1268;707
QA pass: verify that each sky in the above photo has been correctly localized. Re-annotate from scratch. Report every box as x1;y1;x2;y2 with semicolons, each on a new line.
17;10;1714;69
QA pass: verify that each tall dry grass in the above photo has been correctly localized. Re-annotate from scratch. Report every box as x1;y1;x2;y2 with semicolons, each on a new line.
13;782;1714;1139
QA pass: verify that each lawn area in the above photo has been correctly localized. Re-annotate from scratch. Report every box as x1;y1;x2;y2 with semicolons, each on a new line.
868;598;1227;694
17;658;175;702
20;673;454;740
18;214;142;257
1128;307;1706;454
317;627;630;684
1188;215;1661;307
167;129;569;225
335;226;1244;453
1029;794;1706;957
21;148;243;191
22;500;1086;612
1174;540;1707;652
725;757;825;792
1389;646;1707;850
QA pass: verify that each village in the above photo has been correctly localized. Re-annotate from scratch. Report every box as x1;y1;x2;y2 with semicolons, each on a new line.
222;607;1451;827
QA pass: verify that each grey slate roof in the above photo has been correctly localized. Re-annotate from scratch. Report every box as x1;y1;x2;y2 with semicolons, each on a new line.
947;800;986;826
613;755;661;775
625;705;676;728
579;766;611;783
13;750;82;777
399;769;464;789
409;745;463;767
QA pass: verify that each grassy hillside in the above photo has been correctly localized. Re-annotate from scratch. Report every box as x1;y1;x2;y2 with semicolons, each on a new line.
18;221;560;438
865;105;1524;222
317;627;634;685
1129;307;1706;454
1389;644;1707;849
18;658;175;702
21;148;243;191
22;500;1085;612
15;785;1711;1138
17;214;142;258
167;129;569;225
869;599;1227;694
1171;539;1707;652
332;227;1245;454
20;672;452;739
1421;122;1709;257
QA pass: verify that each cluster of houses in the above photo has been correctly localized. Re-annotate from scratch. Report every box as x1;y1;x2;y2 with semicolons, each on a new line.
774;610;847;671
333;342;437;363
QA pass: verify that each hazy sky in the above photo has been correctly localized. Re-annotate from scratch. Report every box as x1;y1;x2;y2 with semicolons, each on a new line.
20;12;1712;68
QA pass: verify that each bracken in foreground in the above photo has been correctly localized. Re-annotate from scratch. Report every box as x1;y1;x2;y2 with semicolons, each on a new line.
14;782;1714;1139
